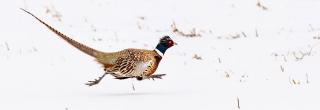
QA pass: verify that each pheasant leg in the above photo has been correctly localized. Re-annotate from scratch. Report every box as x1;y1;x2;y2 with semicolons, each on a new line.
86;73;107;86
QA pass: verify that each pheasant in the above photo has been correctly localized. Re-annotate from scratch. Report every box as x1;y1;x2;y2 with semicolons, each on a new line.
21;8;177;86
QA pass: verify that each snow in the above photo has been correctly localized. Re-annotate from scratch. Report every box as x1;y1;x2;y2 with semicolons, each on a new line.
1;0;320;110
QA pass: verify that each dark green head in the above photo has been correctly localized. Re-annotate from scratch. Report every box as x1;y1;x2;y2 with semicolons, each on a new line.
155;36;177;55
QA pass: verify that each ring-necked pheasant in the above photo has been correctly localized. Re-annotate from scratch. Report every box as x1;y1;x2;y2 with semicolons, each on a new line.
21;8;177;86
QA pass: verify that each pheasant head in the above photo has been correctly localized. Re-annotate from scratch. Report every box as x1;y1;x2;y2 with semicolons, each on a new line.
155;36;177;56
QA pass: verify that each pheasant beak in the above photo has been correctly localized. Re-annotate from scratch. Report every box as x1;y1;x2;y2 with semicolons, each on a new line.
173;42;178;45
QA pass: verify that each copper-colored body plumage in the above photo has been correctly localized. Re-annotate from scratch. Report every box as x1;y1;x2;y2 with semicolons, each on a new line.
21;8;175;86
95;49;162;78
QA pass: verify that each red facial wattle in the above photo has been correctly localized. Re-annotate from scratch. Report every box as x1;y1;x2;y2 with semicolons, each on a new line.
168;40;174;47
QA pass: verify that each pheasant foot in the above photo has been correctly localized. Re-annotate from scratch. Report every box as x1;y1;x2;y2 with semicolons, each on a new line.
86;73;107;86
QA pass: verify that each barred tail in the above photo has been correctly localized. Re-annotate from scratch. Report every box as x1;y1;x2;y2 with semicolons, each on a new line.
21;8;102;58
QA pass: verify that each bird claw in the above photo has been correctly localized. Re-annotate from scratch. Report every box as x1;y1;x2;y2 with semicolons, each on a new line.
85;73;107;86
149;74;166;80
85;79;100;86
85;81;97;86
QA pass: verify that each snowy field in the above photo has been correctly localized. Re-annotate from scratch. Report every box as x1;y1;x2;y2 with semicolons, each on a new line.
1;0;320;110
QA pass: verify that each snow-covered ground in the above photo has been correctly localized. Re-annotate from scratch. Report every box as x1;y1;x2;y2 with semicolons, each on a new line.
1;0;320;110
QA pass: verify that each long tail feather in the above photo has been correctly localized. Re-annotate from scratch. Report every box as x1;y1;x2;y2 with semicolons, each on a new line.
21;8;102;58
